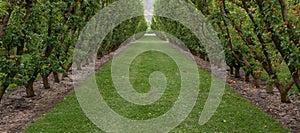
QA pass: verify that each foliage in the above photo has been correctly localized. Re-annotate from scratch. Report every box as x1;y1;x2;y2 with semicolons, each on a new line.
151;0;300;103
0;0;147;100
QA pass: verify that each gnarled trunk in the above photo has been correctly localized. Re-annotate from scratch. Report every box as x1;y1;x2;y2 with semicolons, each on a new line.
0;85;8;102
279;90;290;103
291;72;300;92
251;73;261;88
229;65;234;75
266;84;273;94
234;66;241;78
275;78;294;103
42;75;50;89
25;79;35;97
63;63;72;77
244;72;250;82
53;72;60;83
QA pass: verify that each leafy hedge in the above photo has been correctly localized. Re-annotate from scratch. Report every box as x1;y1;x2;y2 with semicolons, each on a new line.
151;0;300;103
0;0;147;101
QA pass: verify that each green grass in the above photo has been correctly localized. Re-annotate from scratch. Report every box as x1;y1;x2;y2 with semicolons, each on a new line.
25;36;289;132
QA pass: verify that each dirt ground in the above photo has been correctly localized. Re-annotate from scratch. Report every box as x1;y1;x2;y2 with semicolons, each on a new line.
0;39;300;132
193;57;300;133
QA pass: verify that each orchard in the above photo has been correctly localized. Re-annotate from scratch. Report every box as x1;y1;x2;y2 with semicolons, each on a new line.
0;0;147;100
152;0;300;103
0;0;300;132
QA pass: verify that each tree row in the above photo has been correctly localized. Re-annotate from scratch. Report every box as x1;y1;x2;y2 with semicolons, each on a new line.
0;0;148;101
151;0;300;103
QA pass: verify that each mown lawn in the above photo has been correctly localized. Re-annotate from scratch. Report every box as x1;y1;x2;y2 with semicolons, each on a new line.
25;36;289;132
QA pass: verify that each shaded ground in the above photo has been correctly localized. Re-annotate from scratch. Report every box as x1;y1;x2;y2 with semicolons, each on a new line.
0;37;299;132
0;75;74;133
192;53;300;133
0;40;133;133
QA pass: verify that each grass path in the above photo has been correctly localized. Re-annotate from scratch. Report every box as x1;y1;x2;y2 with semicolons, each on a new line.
25;36;289;132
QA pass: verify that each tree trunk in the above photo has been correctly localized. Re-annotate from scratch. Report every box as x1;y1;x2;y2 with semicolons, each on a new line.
280;90;291;103
85;58;90;66
266;84;273;94
0;1;14;39
234;66;241;78
0;85;8;102
245;72;250;82
274;78;294;103
253;75;260;88
0;86;4;102
77;62;82;70
25;79;35;97
292;73;300;92
229;65;234;75
63;63;72;77
42;75;51;89
53;72;60;83
63;72;68;78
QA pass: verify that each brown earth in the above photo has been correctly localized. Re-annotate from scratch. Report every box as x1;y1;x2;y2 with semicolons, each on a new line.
193;57;300;133
0;38;299;132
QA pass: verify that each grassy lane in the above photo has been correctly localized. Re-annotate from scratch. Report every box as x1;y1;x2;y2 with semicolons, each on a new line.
25;36;289;132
